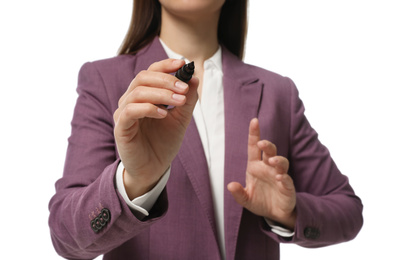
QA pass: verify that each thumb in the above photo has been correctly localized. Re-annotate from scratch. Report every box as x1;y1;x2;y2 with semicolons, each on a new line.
227;182;249;207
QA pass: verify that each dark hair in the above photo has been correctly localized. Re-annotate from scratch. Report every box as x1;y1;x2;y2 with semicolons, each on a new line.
118;0;248;60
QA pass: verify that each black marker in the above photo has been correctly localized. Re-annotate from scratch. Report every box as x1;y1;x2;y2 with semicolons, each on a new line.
175;61;195;83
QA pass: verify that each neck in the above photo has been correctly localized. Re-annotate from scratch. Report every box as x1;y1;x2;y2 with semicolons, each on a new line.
159;8;220;64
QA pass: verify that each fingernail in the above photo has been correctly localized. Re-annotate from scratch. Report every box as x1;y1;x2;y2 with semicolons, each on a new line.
175;81;188;91
172;93;186;102
157;108;167;116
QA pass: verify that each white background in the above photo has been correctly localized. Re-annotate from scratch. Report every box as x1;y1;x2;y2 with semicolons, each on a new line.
1;1;403;259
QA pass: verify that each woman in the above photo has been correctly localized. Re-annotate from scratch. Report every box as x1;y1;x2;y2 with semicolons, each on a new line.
49;0;363;259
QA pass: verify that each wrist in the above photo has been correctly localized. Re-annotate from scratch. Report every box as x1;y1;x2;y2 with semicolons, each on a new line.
280;209;297;231
123;168;159;200
270;209;297;231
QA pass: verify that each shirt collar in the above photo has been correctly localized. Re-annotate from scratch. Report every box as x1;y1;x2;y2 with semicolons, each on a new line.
159;38;222;72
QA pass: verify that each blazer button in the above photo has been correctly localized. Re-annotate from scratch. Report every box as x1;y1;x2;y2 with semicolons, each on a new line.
91;219;99;233
304;227;320;240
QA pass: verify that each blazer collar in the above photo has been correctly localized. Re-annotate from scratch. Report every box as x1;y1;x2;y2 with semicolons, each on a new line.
133;37;170;74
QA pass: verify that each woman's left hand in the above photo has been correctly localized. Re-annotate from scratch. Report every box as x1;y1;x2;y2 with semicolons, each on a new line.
227;118;297;230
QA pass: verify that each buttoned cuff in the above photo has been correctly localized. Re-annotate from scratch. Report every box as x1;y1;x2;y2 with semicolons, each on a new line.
264;218;295;238
115;161;170;219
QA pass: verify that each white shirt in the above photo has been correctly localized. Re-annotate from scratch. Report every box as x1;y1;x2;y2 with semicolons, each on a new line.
115;39;293;259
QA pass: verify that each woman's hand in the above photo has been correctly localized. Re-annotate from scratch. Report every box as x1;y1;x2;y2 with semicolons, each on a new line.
113;59;199;199
227;118;297;230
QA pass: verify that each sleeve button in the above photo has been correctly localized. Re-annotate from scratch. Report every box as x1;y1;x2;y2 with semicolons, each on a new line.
304;227;320;240
90;208;111;233
91;219;99;233
101;208;111;222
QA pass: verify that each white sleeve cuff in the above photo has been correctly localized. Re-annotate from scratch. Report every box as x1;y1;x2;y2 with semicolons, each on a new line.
115;161;170;218
264;218;295;238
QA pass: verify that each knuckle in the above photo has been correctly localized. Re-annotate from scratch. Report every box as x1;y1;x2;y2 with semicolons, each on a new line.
148;61;158;70
120;105;132;119
137;69;148;78
162;73;173;85
146;103;156;114
128;76;137;87
121;106;132;118
134;70;148;83
131;87;146;101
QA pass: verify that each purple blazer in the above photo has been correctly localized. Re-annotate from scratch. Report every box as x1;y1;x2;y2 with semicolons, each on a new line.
49;37;363;259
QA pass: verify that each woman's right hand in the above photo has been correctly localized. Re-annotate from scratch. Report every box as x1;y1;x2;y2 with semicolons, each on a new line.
113;59;199;200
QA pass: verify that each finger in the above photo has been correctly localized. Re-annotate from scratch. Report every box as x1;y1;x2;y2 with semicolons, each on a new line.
257;140;277;165
248;118;261;162
128;70;189;97
147;59;188;95
227;182;249;207
122;86;187;108
268;156;289;174
148;58;185;73
115;103;167;131
119;59;187;107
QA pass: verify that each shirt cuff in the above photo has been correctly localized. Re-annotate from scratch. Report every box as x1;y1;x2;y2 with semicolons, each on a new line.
115;161;170;218
264;218;295;238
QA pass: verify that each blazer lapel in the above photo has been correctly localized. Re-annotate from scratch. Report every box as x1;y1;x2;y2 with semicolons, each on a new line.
133;37;169;71
222;48;263;260
177;48;263;258
177;118;218;238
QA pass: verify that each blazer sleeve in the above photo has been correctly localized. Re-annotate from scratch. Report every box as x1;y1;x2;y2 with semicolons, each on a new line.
262;78;363;247
48;62;168;259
